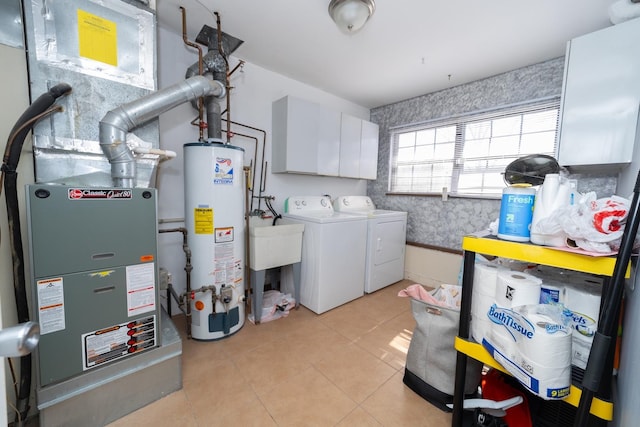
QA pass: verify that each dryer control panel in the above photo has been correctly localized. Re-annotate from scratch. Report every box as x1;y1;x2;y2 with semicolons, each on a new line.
334;196;374;212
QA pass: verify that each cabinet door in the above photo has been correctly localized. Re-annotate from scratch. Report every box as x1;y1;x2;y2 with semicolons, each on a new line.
360;120;379;180
272;96;318;174
317;106;341;176
558;18;640;168
339;113;362;178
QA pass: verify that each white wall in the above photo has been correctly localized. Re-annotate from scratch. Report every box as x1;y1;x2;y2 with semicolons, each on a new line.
404;245;462;287
156;25;371;311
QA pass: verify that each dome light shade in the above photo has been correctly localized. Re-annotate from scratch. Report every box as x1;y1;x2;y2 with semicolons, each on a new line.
328;0;375;33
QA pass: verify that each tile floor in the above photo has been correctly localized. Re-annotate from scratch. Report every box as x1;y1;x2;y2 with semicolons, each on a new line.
106;279;452;427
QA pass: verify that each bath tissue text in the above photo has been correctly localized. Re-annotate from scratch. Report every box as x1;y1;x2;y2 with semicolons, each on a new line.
487;305;534;340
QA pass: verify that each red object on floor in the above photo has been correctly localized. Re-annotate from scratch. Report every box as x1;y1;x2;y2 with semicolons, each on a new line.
481;369;532;427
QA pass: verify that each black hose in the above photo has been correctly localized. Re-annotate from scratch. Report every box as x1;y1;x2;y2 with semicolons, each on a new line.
264;198;281;225
1;83;71;424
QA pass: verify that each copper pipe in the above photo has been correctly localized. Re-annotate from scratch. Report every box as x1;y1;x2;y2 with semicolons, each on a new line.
229;60;245;77
159;227;192;338
226;130;258;202
221;118;267;211
243;166;252;315
180;6;205;141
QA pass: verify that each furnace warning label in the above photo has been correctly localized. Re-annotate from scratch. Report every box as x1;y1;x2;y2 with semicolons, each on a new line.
194;208;214;234
126;263;156;317
77;10;118;66
37;277;65;335
213;157;234;185
82;315;156;370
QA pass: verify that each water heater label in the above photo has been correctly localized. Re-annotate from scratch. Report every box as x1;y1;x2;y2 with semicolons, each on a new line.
126;263;156;317
214;157;234;185
194;208;214;234
215;227;234;243
214;243;235;287
37;277;65;335
82;315;156;371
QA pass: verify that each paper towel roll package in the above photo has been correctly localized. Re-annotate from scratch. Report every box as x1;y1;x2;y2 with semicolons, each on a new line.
482;304;572;400
495;270;542;308
564;278;603;369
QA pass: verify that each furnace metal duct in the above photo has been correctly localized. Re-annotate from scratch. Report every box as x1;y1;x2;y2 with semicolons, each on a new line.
23;0;159;188
99;76;226;187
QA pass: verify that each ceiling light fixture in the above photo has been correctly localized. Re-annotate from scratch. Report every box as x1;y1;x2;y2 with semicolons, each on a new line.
328;0;375;34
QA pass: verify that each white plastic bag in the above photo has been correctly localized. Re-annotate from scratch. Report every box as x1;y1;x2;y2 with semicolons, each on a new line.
248;290;296;324
536;192;630;252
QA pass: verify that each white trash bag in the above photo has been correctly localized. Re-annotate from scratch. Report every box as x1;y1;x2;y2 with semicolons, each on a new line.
248;290;296;324
535;192;631;253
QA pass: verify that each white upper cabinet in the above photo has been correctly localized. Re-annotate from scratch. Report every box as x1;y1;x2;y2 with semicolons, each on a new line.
272;96;340;175
272;96;379;179
339;113;380;180
558;18;640;170
317;106;342;176
339;113;362;178
360;119;379;180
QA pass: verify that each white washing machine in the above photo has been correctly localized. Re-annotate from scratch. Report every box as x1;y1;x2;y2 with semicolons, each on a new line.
334;196;407;293
282;196;367;314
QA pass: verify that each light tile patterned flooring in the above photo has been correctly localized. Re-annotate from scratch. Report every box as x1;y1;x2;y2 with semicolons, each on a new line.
107;280;451;426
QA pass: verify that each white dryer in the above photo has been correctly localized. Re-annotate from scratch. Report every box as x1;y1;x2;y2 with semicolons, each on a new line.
334;196;407;293
282;196;367;314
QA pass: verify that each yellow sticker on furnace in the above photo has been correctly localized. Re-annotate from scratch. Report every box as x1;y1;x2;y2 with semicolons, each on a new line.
77;9;118;66
194;208;214;234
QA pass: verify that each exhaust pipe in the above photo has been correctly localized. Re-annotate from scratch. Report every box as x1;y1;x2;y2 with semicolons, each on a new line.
99;76;226;188
185;55;225;140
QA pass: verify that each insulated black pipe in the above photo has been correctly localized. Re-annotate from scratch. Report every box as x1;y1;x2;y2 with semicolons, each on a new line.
573;170;640;426
2;83;71;424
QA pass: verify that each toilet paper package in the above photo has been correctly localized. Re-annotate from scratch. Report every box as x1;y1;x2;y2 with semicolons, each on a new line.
482;304;572;400
470;262;501;343
495;270;542;308
539;280;564;305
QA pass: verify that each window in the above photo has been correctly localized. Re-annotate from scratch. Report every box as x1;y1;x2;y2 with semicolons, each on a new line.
388;98;560;198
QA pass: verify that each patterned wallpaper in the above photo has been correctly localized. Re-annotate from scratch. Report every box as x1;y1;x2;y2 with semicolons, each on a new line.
368;57;617;251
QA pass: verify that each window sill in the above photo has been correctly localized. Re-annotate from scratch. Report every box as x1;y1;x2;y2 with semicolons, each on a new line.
385;192;501;201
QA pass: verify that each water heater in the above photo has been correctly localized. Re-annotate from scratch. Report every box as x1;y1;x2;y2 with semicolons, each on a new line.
184;141;245;340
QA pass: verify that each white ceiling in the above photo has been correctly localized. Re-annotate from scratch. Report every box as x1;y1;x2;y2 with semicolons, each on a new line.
156;0;617;109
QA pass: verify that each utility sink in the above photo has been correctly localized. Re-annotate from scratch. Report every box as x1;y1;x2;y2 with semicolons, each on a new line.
249;217;304;271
